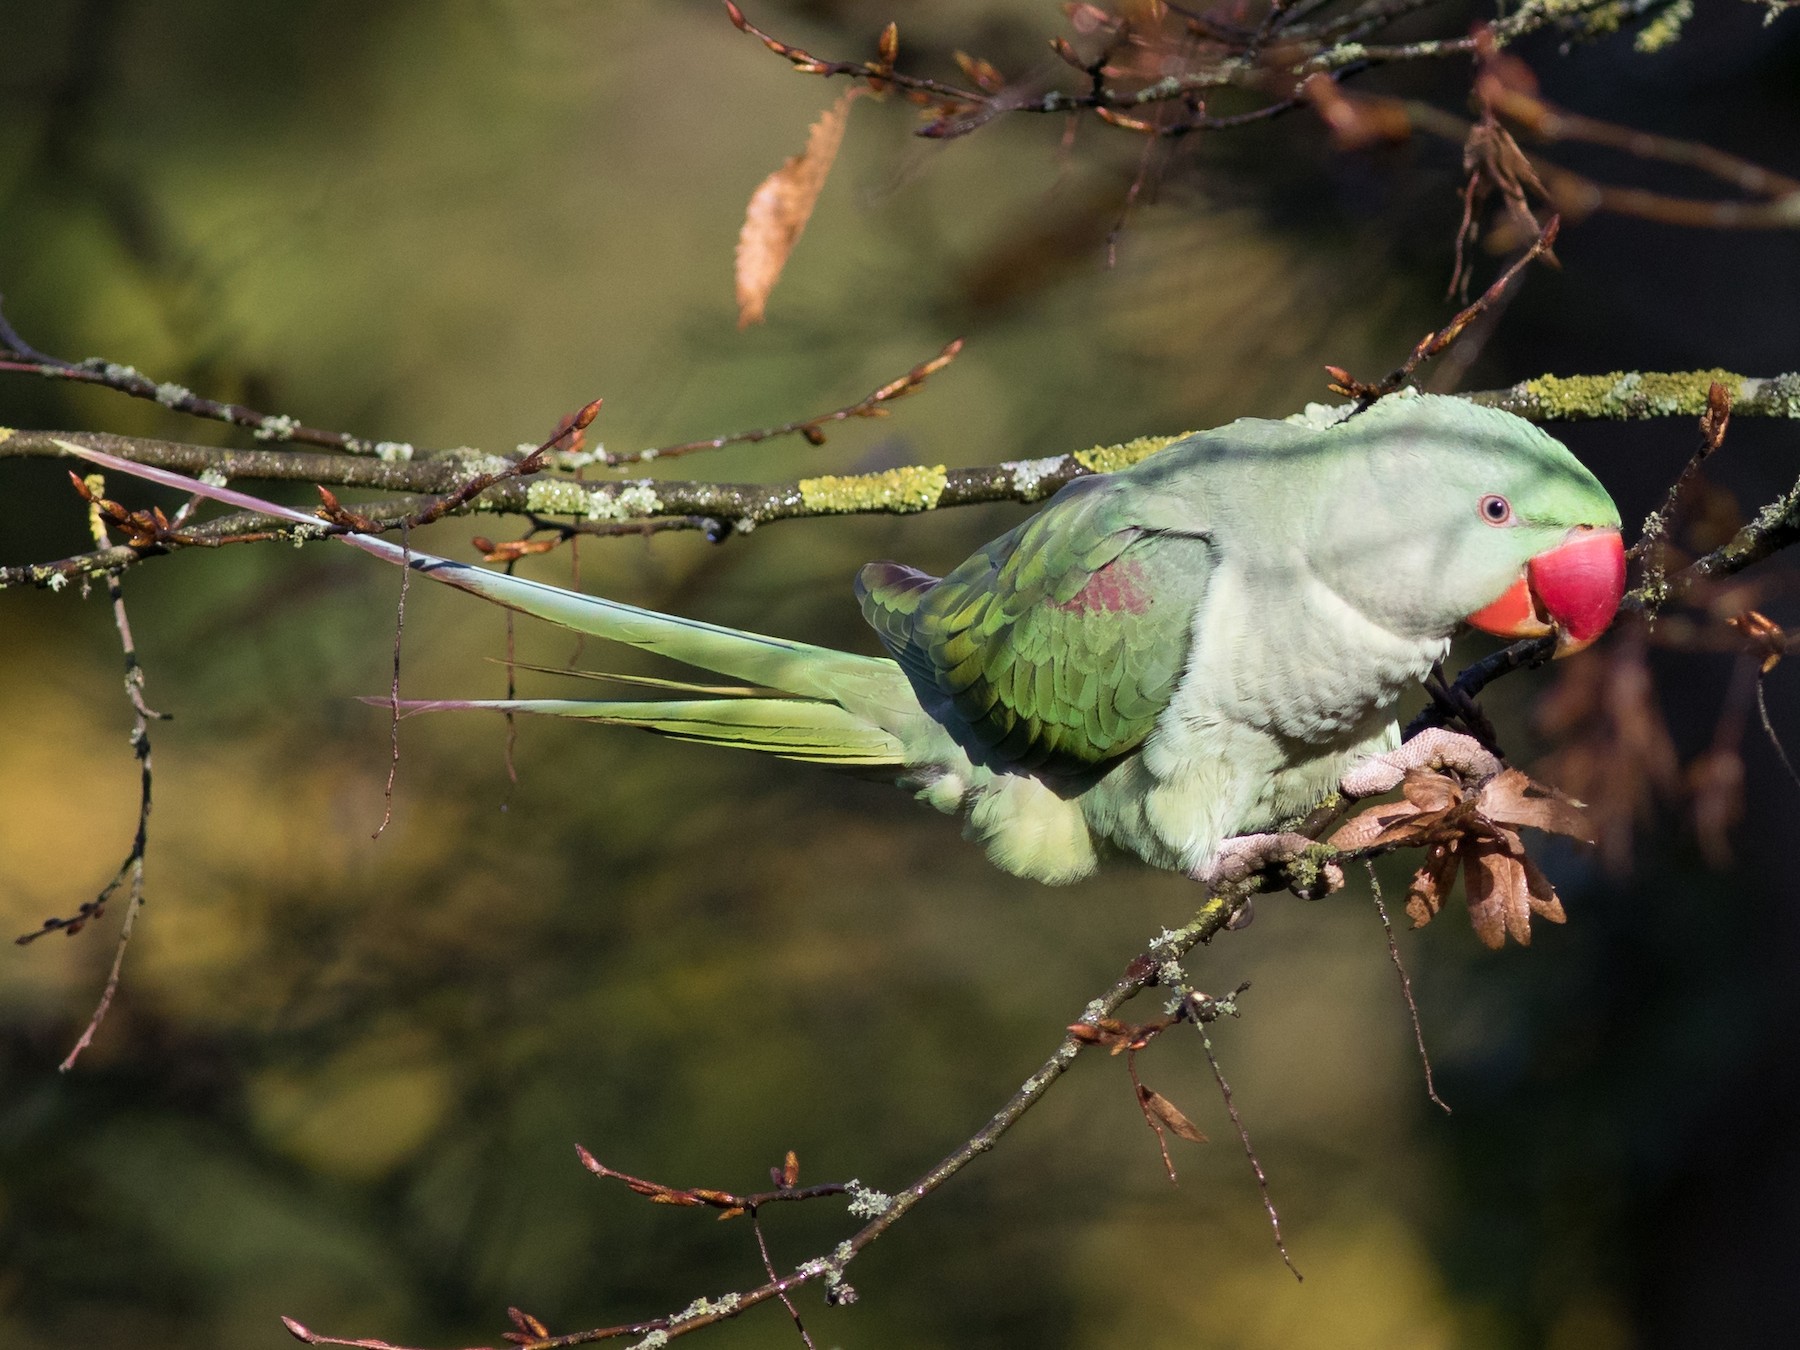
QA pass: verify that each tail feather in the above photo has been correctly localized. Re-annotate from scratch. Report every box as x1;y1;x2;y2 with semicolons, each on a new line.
59;443;926;763
385;697;907;765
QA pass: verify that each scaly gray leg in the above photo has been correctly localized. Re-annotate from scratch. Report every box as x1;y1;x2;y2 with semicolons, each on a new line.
1196;831;1344;901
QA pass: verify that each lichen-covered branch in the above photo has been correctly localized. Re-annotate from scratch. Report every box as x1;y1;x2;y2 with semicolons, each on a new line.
1468;370;1800;421
6;370;1800;589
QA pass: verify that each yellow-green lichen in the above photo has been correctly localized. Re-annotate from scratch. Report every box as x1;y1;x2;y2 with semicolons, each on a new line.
0;427;12;445
798;464;948;514
1522;369;1745;419
1634;0;1692;51
1531;0;1628;39
1073;432;1190;475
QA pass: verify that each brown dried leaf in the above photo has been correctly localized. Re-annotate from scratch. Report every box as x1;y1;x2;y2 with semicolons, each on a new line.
1329;769;1466;852
736;89;862;328
1138;1085;1207;1143
1070;1017;1168;1053
1464;846;1530;949
1461;827;1568;949
1478;768;1595;843
1404;845;1457;929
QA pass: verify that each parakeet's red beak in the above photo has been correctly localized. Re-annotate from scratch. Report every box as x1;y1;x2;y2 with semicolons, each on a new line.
1465;527;1626;656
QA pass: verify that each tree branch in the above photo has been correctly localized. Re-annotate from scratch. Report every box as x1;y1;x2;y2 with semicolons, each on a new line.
286;893;1250;1349
5;371;1800;588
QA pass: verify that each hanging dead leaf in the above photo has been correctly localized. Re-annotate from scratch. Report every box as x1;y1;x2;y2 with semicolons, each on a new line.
1138;1085;1207;1144
736;89;862;328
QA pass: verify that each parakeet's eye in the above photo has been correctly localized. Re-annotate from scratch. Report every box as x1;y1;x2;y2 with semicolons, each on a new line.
1479;494;1513;525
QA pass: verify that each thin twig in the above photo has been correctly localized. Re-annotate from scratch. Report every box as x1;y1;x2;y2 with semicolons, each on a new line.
1631;380;1733;571
750;1211;817;1349
20;473;171;1068
374;520;410;840
0;295;400;456
613;340;963;466
1755;679;1800;795
1330;215;1561;407
1186;987;1301;1281
1126;1047;1180;1184
1366;860;1449;1114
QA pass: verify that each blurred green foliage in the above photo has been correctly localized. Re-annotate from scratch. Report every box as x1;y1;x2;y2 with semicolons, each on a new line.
4;2;1800;1348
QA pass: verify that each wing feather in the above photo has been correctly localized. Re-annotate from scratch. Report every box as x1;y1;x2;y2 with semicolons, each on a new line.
855;473;1213;770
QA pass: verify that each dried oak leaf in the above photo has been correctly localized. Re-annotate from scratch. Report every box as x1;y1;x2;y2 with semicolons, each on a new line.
1330;768;1592;950
736;88;862;328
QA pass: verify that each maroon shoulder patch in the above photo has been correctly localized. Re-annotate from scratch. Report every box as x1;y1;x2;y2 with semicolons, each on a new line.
1054;558;1152;615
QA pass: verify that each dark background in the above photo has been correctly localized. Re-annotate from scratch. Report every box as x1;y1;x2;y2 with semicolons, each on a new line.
3;2;1798;1347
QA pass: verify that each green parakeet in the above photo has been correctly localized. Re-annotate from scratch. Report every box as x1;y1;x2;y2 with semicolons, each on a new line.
66;393;1624;885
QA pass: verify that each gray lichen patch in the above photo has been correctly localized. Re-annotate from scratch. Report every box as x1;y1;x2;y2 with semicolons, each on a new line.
523;478;663;521
1003;455;1068;500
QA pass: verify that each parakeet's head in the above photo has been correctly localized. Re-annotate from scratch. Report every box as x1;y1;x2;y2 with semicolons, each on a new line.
1314;394;1624;655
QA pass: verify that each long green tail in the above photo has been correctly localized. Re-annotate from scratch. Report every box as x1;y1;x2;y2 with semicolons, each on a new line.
391;696;906;765
59;443;920;767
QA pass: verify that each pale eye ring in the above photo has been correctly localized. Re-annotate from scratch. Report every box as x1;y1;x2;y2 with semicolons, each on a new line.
1479;494;1514;525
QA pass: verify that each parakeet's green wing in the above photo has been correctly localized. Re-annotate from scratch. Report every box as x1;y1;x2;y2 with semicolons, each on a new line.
857;473;1213;772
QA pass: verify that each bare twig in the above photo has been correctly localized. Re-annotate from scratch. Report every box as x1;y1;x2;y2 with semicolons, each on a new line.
14;473;171;1069
0;295;403;457
10;366;1800;590
1755;679;1800;796
611;340;963;466
1366;860;1450;1113
374;520;411;840
1184;984;1301;1281
1632;380;1733;578
1328;215;1561;406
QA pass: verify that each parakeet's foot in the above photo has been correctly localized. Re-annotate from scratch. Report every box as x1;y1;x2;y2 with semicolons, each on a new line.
1197;831;1344;900
1340;727;1502;799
